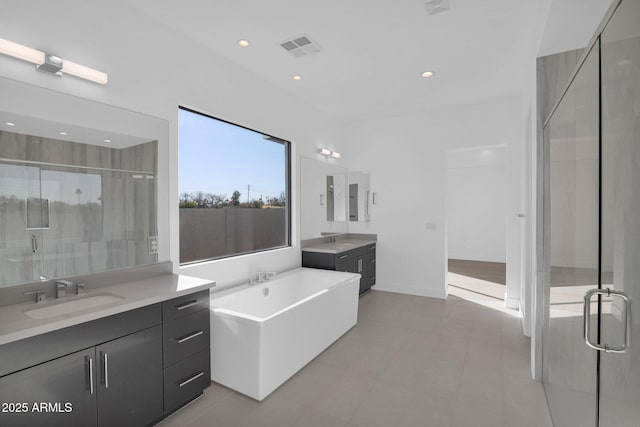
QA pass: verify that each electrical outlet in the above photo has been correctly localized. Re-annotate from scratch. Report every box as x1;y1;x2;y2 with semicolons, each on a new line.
148;236;158;254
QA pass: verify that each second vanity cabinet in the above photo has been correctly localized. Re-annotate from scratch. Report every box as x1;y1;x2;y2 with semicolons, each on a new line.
302;243;377;294
0;290;210;427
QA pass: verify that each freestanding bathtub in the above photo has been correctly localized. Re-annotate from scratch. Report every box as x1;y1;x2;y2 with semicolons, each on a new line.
209;267;360;401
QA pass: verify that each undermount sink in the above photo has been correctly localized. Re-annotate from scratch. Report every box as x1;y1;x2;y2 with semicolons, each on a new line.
24;293;125;320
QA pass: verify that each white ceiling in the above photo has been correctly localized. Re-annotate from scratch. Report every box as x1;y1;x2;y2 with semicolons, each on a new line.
538;0;613;57
121;0;609;123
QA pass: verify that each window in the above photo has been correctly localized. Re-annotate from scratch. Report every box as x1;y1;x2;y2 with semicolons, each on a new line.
178;107;290;264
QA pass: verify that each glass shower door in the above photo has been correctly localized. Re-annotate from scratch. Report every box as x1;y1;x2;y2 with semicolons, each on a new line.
599;0;640;424
542;41;600;427
0;162;44;285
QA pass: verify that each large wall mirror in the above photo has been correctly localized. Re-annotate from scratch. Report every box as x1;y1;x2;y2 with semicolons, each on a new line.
0;77;169;288
300;156;348;240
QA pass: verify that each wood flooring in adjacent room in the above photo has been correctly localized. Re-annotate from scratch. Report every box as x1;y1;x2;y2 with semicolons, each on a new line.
157;290;551;427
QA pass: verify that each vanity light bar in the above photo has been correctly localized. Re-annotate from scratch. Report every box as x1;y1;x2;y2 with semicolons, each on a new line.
0;37;108;85
318;147;341;159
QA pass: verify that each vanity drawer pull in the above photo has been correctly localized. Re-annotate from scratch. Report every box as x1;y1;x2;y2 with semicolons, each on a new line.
179;371;204;388
370;245;376;250
176;300;199;311
338;254;349;260
177;330;204;344
370;259;375;263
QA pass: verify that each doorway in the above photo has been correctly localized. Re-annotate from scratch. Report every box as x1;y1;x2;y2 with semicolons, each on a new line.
446;145;508;303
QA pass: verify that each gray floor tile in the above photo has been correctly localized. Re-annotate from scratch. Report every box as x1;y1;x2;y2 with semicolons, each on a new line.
158;290;549;427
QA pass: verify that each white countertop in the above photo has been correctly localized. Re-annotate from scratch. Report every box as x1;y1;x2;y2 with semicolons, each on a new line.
0;274;215;346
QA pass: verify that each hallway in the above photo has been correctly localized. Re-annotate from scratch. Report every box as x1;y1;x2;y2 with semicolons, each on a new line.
159;291;551;427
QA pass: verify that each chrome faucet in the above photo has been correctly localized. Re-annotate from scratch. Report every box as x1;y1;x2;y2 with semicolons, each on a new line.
56;280;75;298
250;271;277;284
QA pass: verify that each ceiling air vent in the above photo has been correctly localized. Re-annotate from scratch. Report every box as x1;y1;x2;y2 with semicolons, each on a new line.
424;0;454;16
279;34;321;58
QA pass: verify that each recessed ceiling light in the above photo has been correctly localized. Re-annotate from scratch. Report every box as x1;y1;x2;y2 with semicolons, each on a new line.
59;131;68;135
293;75;302;81
238;39;250;47
5;122;15;126
421;71;435;78
104;139;111;143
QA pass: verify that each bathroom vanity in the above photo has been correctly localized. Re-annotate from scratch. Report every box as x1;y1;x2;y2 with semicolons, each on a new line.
0;272;214;427
302;234;377;294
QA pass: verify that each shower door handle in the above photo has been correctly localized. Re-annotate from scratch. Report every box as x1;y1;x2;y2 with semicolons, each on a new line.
583;288;631;353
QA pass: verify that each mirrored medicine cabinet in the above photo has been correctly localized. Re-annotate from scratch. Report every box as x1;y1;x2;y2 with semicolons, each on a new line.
300;156;371;240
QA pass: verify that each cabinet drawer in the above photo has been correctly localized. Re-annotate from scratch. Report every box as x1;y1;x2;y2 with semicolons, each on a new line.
164;350;210;413
336;246;367;262
368;257;376;278
162;290;209;322
163;309;210;367
368;243;376;258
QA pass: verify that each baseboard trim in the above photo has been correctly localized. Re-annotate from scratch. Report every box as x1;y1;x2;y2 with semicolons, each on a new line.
371;283;446;299
505;296;520;310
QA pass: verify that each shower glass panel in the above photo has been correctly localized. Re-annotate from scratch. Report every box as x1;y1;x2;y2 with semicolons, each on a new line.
0;163;43;285
37;166;157;281
599;0;640;423
542;42;600;427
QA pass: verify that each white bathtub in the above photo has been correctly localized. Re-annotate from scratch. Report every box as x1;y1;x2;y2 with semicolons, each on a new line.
209;267;360;401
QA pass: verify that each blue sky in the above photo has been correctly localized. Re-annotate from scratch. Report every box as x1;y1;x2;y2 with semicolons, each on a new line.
178;109;286;202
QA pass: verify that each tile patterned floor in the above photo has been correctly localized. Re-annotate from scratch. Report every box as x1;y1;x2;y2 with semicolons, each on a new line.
157;290;552;427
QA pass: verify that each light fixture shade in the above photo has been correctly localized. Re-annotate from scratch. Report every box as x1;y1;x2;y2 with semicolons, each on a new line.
330;151;341;159
0;37;45;65
319;148;332;156
62;59;108;85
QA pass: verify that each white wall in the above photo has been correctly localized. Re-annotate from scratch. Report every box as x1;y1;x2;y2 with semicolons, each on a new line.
0;0;346;288
446;146;507;263
345;97;522;299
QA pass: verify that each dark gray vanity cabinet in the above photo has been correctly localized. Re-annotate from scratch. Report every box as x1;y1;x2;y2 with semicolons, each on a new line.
96;325;163;427
0;348;97;427
0;290;211;427
0;306;163;427
162;290;211;413
302;243;377;294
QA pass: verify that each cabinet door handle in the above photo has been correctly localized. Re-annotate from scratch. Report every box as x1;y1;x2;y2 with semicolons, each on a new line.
177;330;204;344
176;300;198;311
179;372;204;388
86;356;94;395
101;352;109;388
31;235;38;253
358;259;363;273
339;254;348;260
